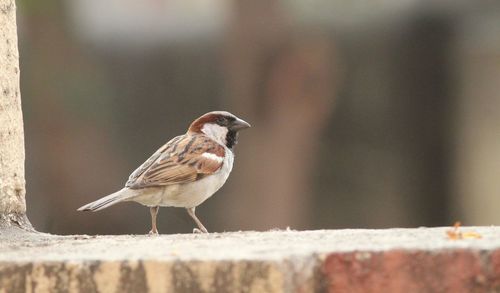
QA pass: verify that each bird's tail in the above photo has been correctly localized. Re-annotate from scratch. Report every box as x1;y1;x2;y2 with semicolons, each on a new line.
77;188;135;212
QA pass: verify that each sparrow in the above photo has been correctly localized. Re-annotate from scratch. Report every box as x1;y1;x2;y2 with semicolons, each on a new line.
78;111;250;234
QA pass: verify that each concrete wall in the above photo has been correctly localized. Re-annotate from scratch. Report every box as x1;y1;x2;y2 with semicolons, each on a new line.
1;228;500;292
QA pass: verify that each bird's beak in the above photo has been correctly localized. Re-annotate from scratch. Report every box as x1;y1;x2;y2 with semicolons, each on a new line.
231;118;251;131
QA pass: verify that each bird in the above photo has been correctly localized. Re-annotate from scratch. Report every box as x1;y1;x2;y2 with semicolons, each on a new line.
77;111;250;234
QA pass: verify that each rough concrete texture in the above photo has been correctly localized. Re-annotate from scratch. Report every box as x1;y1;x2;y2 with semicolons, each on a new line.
0;0;26;216
1;227;500;292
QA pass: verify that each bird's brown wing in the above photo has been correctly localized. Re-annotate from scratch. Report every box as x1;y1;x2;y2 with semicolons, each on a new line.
125;134;225;189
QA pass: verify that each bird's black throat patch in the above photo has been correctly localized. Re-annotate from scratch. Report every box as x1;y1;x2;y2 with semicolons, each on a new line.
226;130;238;149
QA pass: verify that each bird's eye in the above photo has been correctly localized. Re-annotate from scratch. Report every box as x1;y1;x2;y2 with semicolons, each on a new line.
216;117;226;125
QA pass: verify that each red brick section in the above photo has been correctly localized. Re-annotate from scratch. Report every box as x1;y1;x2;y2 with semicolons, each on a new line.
322;249;500;293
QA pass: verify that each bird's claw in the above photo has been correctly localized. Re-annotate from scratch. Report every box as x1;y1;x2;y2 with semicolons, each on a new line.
193;228;208;234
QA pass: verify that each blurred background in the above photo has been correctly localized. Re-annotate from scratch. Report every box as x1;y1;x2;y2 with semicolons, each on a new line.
17;0;500;235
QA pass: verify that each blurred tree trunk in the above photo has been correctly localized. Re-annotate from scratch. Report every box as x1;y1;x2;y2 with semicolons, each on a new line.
452;11;500;225
221;0;338;230
0;0;32;230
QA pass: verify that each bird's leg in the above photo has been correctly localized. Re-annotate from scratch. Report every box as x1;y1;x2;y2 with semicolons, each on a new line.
149;206;160;235
186;207;208;233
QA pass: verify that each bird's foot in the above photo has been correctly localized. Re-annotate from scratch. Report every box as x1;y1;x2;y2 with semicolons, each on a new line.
148;229;159;236
193;228;208;234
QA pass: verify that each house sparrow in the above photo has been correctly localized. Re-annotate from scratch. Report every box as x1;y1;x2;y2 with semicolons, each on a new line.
78;111;250;234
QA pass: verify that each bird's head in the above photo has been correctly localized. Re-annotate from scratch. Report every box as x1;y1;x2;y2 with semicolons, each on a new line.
188;111;251;149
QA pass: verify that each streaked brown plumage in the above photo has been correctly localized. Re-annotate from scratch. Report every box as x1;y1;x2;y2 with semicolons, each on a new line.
78;111;250;234
126;134;226;189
